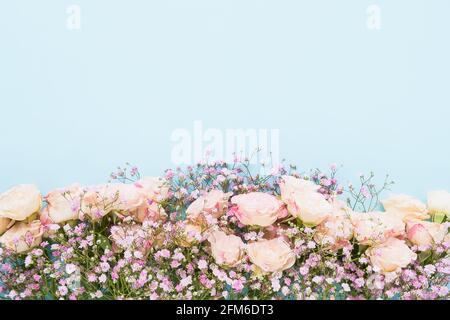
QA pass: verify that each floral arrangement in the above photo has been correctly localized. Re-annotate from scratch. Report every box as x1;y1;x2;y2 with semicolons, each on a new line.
0;159;449;300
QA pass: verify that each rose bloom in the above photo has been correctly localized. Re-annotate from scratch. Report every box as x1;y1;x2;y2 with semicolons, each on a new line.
0;220;44;253
231;192;286;227
279;176;320;202
81;184;144;219
107;184;144;211
279;175;332;226
406;220;448;246
351;211;405;246
0;184;41;221
208;229;245;267
187;190;232;220
382;194;429;222
131;201;167;223
315;200;354;248
0;218;13;235
134;177;169;202
367;238;417;273
40;184;82;224
247;238;296;273
427;190;450;217
286;191;333;227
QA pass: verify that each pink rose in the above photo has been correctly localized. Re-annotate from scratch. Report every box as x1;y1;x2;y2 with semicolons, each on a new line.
231;192;286;227
406;220;448;246
208;229;245;267
367;238;417;273
247;238;296;273
187;190;232;220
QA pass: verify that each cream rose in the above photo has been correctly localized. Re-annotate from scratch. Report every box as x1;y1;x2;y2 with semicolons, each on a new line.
279;176;320;203
0;218;13;235
406;220;448;246
287;191;333;227
382;194;429;222
81;183;144;220
280;176;332;226
247;238;296;273
0;220;44;253
41;184;82;224
208;230;245;267
427;190;450;218
231;192;286;227
187;190;232;220
315;200;354;247
351;211;405;245
367;238;417;273
134;177;169;202
108;183;144;211
131;201;167;223
0;185;41;221
79;186;107;220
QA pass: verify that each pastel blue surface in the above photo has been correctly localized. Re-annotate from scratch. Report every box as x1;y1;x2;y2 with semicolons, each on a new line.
1;1;449;198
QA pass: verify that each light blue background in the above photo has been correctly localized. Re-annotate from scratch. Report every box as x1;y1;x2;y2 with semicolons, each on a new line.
1;1;449;199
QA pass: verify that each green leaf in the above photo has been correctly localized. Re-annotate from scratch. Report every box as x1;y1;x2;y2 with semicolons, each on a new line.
418;250;432;264
432;211;447;224
358;245;369;254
